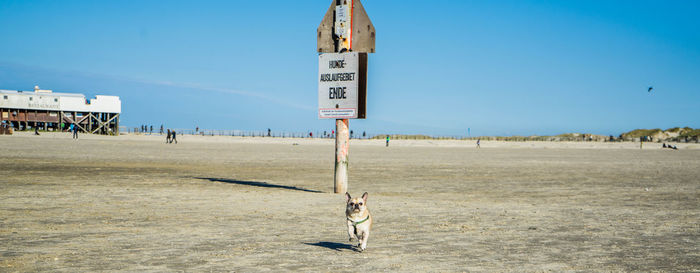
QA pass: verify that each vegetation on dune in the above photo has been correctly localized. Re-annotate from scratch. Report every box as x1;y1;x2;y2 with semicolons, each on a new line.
371;134;453;140
679;128;700;137
367;127;698;142
619;127;698;141
620;129;663;139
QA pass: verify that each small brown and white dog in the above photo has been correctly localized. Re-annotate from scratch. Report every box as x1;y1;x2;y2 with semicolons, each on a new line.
346;192;372;251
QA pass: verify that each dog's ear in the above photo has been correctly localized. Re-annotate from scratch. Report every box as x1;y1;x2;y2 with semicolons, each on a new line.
361;192;368;203
345;192;352;202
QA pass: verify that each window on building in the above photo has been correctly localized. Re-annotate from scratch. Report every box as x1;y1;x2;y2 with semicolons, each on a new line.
29;97;33;101
54;98;58;102
2;95;7;100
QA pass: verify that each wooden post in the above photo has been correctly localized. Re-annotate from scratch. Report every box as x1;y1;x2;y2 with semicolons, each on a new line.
334;118;349;193
114;114;119;135
319;0;374;194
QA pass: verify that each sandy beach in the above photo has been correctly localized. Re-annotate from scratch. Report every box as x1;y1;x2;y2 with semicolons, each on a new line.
1;132;699;272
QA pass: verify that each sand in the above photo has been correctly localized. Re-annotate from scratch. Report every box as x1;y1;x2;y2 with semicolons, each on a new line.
1;132;699;272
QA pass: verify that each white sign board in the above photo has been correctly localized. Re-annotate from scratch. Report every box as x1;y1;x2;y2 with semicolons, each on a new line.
334;5;350;37
318;52;366;119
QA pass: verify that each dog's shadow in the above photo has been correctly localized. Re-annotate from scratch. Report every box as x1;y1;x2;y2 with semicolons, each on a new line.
304;241;357;252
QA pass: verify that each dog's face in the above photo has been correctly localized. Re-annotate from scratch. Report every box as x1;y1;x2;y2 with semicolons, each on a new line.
346;192;368;215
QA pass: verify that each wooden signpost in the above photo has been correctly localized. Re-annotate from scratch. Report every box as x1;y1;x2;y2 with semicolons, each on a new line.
318;0;375;194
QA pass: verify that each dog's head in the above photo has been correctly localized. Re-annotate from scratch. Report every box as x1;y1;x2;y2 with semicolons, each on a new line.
345;192;368;215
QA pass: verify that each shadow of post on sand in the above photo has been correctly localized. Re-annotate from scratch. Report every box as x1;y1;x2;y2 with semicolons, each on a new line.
192;177;323;193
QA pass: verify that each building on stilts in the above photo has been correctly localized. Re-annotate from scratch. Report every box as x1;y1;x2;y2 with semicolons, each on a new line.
0;86;121;135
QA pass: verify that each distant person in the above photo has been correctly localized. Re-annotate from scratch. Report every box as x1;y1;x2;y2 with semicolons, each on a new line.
150;125;153;134
362;131;366;138
196;126;199;133
663;143;667;148
268;128;271;137
160;124;164;134
350;130;354;139
34;125;40;136
72;124;78;139
309;132;313;138
171;130;178;144
166;129;171;143
386;135;390;147
477;138;481;148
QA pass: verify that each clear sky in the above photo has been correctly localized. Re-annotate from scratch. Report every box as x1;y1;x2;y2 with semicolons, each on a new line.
1;0;698;136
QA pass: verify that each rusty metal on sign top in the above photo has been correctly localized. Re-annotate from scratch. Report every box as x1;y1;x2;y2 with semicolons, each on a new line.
317;0;375;53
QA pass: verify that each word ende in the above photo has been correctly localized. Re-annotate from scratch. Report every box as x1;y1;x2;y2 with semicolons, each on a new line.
329;87;347;99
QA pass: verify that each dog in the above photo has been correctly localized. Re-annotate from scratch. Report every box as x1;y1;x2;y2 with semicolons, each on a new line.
346;192;372;251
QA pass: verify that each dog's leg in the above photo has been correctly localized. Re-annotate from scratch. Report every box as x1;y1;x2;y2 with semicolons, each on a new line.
359;229;369;251
357;232;363;248
347;222;357;242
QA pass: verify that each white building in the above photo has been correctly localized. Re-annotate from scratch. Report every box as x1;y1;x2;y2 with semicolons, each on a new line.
0;86;121;134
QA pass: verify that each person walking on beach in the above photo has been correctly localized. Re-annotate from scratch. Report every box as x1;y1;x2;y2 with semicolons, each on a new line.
477;138;481;148
386;135;390;147
166;129;171;143
171;130;178;144
72;124;78;139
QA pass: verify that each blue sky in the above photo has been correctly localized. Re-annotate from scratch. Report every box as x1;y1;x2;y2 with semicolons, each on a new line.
1;0;698;136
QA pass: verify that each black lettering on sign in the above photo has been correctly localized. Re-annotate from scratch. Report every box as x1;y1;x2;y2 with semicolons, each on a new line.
332;72;355;81
329;87;347;99
320;73;355;82
329;60;346;69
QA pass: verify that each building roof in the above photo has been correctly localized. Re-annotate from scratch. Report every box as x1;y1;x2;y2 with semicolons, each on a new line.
0;87;121;113
0;89;85;97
